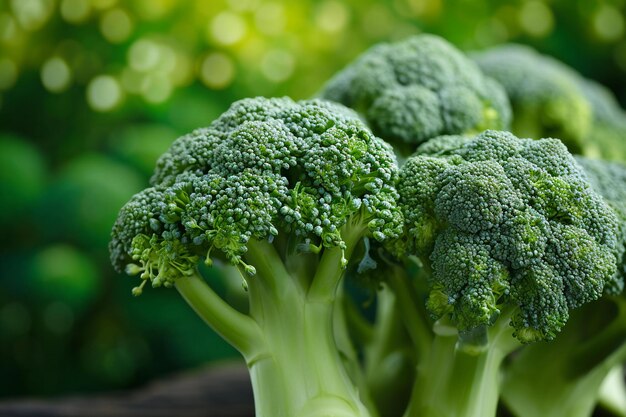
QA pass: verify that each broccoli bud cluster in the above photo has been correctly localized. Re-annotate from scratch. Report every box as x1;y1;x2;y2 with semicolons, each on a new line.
110;97;403;291
397;130;619;342
320;35;511;147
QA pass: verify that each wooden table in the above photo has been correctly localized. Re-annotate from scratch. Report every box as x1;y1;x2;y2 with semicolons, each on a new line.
0;364;254;417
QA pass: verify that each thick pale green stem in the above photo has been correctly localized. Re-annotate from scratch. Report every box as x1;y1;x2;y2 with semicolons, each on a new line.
364;286;415;417
245;276;372;417
386;266;433;360
240;235;372;417
405;315;517;417
308;223;365;302
502;298;626;417
175;270;261;355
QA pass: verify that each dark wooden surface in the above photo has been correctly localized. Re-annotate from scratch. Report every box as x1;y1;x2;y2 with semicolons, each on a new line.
0;364;254;417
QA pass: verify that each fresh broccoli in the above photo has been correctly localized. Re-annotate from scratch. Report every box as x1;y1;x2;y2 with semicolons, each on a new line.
473;44;592;154
393;130;619;417
576;79;626;163
499;156;626;417
110;97;403;417
319;35;511;156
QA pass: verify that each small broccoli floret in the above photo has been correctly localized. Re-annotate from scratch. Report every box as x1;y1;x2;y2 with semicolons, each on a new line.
319;35;511;153
398;130;618;343
473;45;592;153
110;96;402;417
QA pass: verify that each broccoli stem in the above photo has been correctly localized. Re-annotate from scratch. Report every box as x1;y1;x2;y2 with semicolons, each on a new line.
386;265;433;360
403;312;517;417
363;286;415;417
174;271;261;354
243;236;372;417
501;298;626;417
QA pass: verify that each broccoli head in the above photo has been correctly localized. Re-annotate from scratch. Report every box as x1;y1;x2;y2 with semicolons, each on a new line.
319;35;511;153
397;130;619;343
110;97;402;293
473;45;592;154
110;97;404;417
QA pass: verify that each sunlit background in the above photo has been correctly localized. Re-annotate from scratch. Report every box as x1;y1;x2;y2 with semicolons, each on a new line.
1;0;625;398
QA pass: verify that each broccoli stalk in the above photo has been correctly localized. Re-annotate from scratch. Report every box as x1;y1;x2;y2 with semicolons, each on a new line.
501;296;626;417
392;131;620;417
110;97;403;417
174;237;369;417
405;311;518;417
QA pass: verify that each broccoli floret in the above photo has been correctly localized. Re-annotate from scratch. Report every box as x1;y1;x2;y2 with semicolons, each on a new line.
393;130;619;417
110;97;402;417
498;156;626;417
399;130;618;342
473;45;592;154
319;35;511;154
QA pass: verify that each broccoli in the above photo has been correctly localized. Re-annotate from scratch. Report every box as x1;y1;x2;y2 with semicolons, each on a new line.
498;156;626;417
473;44;592;154
110;97;403;417
319;35;511;156
393;130;620;417
576;79;626;163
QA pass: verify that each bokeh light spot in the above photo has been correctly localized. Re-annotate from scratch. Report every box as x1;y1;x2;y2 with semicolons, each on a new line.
362;5;393;38
90;0;117;10
255;3;285;36
41;57;72;93
10;0;54;31
209;12;247;46
100;8;133;43
261;49;295;83
87;75;122;111
519;1;553;38
593;5;625;42
128;38;161;72
200;52;235;89
141;73;172;103
227;0;259;12
60;0;91;24
0;58;18;90
120;67;143;93
0;13;18;42
315;1;350;33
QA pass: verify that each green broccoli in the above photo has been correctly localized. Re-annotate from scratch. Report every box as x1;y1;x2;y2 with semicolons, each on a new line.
498;156;626;417
576;79;626;163
319;35;511;156
394;130;619;417
110;97;404;417
473;44;592;154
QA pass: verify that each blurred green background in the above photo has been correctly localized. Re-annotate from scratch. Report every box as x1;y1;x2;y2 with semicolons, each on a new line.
0;0;625;399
